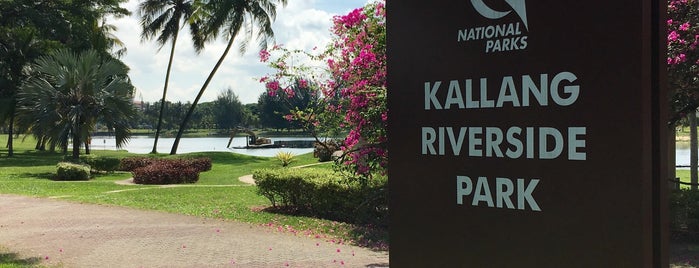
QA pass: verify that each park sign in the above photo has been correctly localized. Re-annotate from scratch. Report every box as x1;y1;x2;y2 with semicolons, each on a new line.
387;0;668;267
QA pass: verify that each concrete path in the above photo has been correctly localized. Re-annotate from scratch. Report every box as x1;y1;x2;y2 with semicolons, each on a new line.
0;195;389;267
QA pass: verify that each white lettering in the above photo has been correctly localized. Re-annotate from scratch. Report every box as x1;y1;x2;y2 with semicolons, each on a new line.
518;178;541;211
423;72;580;110
421;126;587;161
550;72;580;106
456;176;541;211
424;81;442;110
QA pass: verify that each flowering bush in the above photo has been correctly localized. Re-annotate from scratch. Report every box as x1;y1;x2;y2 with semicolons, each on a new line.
668;0;699;123
259;1;386;178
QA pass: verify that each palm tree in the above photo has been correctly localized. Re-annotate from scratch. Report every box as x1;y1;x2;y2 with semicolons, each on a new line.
170;0;287;155
16;49;136;160
139;0;202;154
0;27;47;157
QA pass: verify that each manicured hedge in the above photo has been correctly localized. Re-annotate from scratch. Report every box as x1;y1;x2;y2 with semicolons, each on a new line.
120;157;212;173
671;189;699;241
83;155;121;172
119;157;158;171
184;157;212;172
254;168;387;224
55;162;91;181
126;157;211;185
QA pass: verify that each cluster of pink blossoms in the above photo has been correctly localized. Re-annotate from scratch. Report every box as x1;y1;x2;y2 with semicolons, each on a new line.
257;1;387;177
668;0;699;123
668;0;699;65
324;1;387;176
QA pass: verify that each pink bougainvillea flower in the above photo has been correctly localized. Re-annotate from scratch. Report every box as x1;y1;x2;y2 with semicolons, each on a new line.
681;22;691;31
259;49;271;62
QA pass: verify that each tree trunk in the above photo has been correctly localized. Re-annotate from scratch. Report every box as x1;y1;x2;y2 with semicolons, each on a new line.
6;114;14;157
35;136;42;150
690;111;698;190
84;140;90;155
72;122;80;161
170;36;236;155
152;30;179;154
39;136;46;151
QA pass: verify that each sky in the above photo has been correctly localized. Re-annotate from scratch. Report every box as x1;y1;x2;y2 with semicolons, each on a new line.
109;0;368;104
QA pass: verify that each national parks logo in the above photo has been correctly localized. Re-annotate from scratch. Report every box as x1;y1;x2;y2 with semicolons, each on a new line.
458;0;529;53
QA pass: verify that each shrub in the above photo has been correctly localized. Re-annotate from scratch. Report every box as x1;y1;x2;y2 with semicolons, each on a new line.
120;157;212;173
55;162;91;181
119;157;157;171
254;168;387;225
130;158;210;185
671;189;699;241
83;155;121;172
184;157;212;172
275;151;295;167
132;160;199;184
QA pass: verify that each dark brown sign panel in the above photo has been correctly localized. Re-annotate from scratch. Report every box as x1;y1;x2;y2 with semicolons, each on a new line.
387;1;668;267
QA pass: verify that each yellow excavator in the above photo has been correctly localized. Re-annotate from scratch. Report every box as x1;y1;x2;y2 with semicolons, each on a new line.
226;128;272;148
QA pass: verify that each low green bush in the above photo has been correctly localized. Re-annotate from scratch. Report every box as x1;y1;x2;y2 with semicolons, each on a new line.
671;189;699;241
83;155;121;172
55;162;91;181
254;168;387;225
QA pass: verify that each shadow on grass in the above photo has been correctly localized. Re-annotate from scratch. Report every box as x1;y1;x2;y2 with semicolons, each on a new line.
19;172;55;181
0;150;63;167
0;251;42;267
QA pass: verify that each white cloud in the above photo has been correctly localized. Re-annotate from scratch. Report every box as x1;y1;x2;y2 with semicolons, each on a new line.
111;0;368;104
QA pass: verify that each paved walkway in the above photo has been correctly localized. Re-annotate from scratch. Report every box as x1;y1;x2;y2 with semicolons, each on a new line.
0;195;389;267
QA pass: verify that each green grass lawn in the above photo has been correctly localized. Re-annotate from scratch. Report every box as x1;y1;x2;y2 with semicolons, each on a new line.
0;246;43;268
0;135;381;266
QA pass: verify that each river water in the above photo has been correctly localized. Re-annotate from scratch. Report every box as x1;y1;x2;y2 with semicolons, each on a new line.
95;136;697;164
92;136;315;157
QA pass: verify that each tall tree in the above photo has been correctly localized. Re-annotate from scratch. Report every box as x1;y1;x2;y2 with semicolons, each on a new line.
212;87;244;130
139;0;201;154
0;28;48;157
170;0;287;154
0;0;130;157
16;49;136;160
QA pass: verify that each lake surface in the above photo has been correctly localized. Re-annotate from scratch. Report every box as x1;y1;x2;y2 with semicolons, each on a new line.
92;136;315;157
96;136;697;165
677;142;692;166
